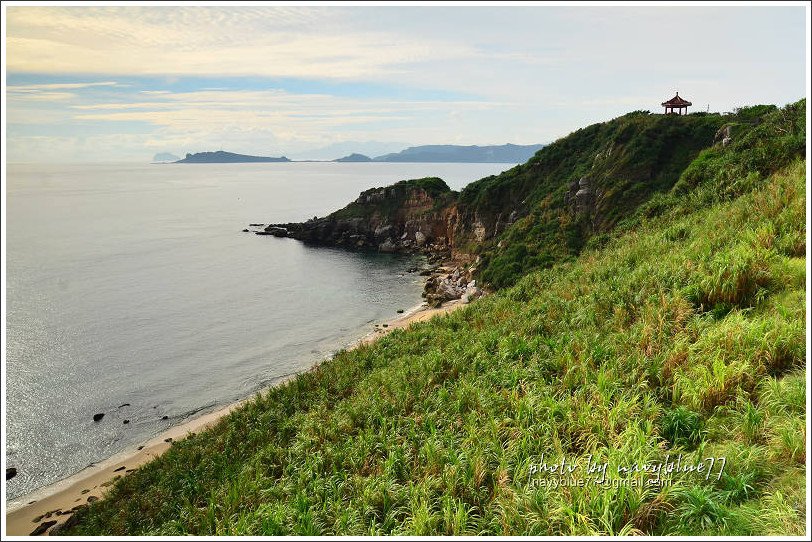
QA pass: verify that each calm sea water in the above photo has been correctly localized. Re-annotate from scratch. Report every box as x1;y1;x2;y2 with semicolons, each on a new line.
4;161;510;501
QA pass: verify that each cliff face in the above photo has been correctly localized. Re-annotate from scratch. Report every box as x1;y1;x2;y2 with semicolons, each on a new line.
263;178;459;254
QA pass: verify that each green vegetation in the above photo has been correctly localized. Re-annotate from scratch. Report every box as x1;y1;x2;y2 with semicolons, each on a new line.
466;110;727;287
471;103;804;289
65;102;805;535
331;177;455;220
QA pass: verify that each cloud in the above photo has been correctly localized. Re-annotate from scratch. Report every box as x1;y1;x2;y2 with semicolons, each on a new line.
67;88;501;150
4;6;805;163
5;7;478;80
6;81;121;105
8;81;118;91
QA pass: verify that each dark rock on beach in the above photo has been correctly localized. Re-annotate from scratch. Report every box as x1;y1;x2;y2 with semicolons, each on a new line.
6;467;17;480
47;521;69;536
92;413;104;422
30;520;57;536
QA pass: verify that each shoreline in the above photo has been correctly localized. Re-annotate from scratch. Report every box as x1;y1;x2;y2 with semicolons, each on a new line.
5;298;464;536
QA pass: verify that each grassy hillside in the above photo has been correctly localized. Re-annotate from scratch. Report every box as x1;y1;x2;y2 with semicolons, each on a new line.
459;111;727;287
469;104;804;289
64;102;806;536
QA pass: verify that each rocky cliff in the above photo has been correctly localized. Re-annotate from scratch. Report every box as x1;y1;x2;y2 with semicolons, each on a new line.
262;177;459;254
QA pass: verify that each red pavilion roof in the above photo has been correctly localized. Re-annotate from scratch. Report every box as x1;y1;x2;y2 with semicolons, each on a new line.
662;93;692;107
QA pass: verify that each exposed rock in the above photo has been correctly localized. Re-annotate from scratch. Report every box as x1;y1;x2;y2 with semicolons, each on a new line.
260;178;457;254
423;265;478;306
113;466;125;472
374;224;393;239
6;467;16;480
118;403;130;408
123;419;130;424
47;520;72;536
30;520;57;536
242;229;250;232
461;286;482;304
575;177;595;213
378;238;396;252
257;226;288;237
161;415;169;420
92;413;104;422
86;495;99;502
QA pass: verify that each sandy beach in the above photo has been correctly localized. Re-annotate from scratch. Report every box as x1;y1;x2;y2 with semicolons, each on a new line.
5;299;465;536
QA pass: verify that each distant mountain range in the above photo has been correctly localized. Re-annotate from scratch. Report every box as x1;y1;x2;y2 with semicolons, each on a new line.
163;144;544;164
368;144;545;163
175;151;291;163
288;141;410;161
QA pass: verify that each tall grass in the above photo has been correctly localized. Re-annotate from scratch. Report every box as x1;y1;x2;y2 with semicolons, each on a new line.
62;154;806;536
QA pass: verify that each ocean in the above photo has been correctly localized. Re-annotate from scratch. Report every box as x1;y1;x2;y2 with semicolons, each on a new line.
4;161;510;501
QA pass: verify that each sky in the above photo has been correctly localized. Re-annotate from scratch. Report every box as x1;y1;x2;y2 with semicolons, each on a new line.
3;3;808;163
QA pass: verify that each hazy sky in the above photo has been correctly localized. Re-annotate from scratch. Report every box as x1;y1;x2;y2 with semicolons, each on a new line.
4;4;808;162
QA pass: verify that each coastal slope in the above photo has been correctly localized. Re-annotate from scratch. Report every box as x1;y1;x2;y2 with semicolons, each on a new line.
56;100;806;536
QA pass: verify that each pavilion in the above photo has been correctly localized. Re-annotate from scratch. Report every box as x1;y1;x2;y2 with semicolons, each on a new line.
662;92;692;115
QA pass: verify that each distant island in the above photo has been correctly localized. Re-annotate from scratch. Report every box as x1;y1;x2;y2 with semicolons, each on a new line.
333;153;373;162
371;144;544;163
332;146;543;163
175;151;291;163
152;152;181;163
163;144;545;164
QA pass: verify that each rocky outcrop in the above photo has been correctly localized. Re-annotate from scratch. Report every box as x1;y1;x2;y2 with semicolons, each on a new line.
423;267;482;308
575;177;595;212
262;178;458;254
564;176;595;215
715;125;733;147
